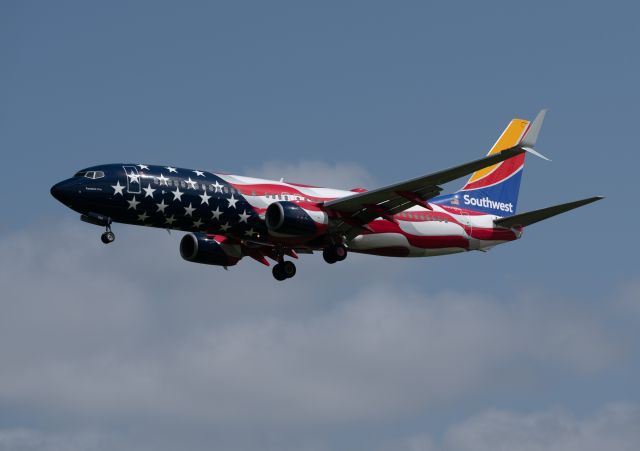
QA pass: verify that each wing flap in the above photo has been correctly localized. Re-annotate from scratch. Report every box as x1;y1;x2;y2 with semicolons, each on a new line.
494;196;604;228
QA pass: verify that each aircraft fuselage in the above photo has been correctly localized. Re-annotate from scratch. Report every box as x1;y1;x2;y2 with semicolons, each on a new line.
51;163;518;259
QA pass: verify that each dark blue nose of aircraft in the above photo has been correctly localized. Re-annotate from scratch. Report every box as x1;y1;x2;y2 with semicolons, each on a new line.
50;179;78;205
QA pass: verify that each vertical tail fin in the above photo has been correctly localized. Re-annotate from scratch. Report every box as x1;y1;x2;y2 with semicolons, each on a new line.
455;111;545;216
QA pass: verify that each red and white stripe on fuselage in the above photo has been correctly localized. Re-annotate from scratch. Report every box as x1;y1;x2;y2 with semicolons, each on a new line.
216;173;520;257
347;204;520;258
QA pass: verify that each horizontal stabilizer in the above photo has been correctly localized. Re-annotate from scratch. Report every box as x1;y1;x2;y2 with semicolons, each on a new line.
494;196;604;228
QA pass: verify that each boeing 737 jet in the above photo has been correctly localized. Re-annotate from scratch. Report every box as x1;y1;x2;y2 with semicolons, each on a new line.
51;111;602;280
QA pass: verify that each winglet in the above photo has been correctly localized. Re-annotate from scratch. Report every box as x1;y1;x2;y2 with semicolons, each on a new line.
520;109;547;148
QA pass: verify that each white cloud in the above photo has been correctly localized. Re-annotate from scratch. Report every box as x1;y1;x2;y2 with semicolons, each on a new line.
245;160;376;190
392;403;640;451
6;403;639;451
0;221;624;428
0;429;120;451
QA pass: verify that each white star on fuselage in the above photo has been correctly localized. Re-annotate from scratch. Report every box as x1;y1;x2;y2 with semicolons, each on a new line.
137;211;149;222
165;215;176;225
137;164;149;170
127;196;140;210
212;181;223;193
185;177;197;189
194;170;205;177
244;228;257;237
172;187;183;201
184;203;195;217
211;206;222;220
166;166;178;173
227;194;238;209
143;183;156;198
199;191;211;205
158;173;169;186
238;210;250;223
192;218;204;228
127;172;140;184
156;199;168;213
220;222;231;232
112;180;125;196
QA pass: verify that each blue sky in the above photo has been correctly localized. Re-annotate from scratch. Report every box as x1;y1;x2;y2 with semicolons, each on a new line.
1;1;638;450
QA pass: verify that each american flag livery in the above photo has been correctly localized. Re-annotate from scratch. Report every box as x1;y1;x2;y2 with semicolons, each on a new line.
50;111;602;281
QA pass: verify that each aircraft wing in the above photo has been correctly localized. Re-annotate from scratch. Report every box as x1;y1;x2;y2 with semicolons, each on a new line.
494;196;604;228
323;145;527;237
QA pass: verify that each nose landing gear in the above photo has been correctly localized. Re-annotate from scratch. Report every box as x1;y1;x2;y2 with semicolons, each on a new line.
81;213;116;245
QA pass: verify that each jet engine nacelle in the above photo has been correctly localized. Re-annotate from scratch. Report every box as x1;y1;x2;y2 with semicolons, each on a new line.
265;201;328;237
179;233;241;266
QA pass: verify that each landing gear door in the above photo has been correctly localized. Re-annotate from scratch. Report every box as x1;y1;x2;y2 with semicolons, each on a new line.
123;166;141;194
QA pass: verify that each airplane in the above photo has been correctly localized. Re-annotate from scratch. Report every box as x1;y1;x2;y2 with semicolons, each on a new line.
50;110;602;281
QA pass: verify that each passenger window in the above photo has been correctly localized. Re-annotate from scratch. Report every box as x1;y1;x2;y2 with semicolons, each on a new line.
180;181;186;188
284;195;289;201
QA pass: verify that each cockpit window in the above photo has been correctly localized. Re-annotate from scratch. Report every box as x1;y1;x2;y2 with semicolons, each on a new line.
81;171;105;179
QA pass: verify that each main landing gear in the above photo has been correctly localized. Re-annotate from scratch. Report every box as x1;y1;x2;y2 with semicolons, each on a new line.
323;244;347;264
271;248;297;281
272;260;296;281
